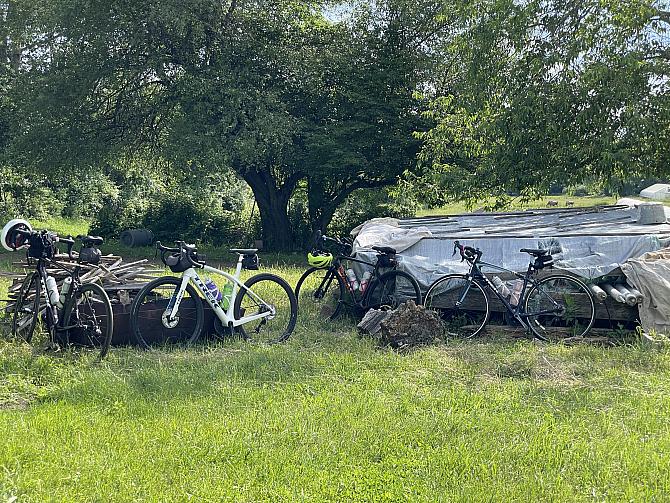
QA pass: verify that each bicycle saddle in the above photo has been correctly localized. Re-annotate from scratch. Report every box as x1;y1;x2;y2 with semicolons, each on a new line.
79;235;104;247
230;248;258;255
520;248;549;256
372;246;396;255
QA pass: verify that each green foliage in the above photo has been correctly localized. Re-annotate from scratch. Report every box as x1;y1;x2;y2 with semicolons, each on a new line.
327;186;419;237
89;157;249;246
2;0;436;250
416;0;670;207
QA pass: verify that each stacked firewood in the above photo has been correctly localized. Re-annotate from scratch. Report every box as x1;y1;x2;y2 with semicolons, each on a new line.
5;252;158;314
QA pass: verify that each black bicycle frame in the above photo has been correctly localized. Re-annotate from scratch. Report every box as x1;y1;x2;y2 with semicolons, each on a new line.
34;257;83;333
461;257;561;328
318;252;392;309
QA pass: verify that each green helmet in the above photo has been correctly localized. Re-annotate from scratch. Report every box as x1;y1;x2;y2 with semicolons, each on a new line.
307;251;333;268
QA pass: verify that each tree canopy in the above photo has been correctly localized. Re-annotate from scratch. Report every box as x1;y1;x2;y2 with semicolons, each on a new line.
4;0;438;249
416;0;670;207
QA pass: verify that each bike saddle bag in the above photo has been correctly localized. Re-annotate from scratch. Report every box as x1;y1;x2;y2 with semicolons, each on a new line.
79;245;102;265
533;254;554;270
28;232;56;259
377;252;397;268
242;253;259;270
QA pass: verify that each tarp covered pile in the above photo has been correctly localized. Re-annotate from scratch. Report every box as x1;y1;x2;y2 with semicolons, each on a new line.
350;200;670;333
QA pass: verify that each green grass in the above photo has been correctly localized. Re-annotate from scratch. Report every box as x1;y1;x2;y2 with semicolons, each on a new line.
417;195;619;217
1;332;670;501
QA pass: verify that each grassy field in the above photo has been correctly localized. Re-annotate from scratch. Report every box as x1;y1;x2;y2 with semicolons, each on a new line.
417;195;618;216
2;211;670;501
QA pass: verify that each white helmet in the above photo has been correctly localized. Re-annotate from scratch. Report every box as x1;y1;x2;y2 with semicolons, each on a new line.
1;219;32;251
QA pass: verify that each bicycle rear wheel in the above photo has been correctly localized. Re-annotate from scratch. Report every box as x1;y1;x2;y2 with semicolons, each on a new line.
364;270;422;311
524;274;595;340
294;267;345;321
424;274;490;338
62;283;114;358
235;273;298;344
130;276;204;349
12;272;41;343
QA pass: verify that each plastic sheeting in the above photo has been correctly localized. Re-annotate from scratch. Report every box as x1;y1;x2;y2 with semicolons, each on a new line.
622;249;670;334
350;204;670;288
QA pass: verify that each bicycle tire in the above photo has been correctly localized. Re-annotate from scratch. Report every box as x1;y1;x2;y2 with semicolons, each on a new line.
235;273;298;344
12;272;41;343
524;274;595;340
62;282;114;358
364;270;422;311
294;266;345;321
424;274;490;338
130;276;204;349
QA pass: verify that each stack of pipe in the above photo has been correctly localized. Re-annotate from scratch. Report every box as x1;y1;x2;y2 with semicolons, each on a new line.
598;282;643;305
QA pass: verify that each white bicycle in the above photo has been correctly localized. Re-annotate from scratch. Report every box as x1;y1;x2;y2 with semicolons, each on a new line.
129;241;298;348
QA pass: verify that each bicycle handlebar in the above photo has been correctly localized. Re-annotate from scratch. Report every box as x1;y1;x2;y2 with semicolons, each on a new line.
156;240;204;268
453;240;482;263
13;228;76;257
314;230;351;253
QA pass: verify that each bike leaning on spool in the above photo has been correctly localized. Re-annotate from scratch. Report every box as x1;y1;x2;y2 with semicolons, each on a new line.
424;241;595;340
129;241;298;348
3;219;114;358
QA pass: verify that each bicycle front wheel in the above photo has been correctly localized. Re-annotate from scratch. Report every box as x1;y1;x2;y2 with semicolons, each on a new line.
364;270;422;311
12;272;41;343
62;283;114;358
235;273;298;344
424;274;490;338
524;274;595;340
130;276;204;349
294;267;345;321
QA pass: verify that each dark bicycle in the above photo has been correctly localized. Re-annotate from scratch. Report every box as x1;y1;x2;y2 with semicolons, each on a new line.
424;241;595;340
295;231;422;320
4;220;113;358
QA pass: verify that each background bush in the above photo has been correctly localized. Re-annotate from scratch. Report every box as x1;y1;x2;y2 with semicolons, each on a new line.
327;187;419;238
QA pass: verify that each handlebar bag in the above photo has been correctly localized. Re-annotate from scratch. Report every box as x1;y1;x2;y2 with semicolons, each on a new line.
165;253;190;273
28;232;56;259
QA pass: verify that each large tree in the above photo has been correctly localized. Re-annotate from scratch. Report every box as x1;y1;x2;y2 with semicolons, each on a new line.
6;0;440;249
417;0;670;206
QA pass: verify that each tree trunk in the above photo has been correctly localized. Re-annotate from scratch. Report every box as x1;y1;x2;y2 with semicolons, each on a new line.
242;167;300;251
255;194;294;251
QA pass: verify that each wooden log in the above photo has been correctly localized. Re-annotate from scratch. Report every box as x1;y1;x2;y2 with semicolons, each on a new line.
465;324;626;342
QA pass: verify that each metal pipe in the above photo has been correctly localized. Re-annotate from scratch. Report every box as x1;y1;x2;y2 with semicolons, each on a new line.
627;287;644;304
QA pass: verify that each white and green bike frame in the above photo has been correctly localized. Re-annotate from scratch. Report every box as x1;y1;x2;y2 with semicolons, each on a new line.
163;256;275;329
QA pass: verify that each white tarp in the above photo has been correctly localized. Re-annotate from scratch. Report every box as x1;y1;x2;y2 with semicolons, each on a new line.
351;218;432;253
350;204;670;288
640;184;670;201
621;249;670;334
